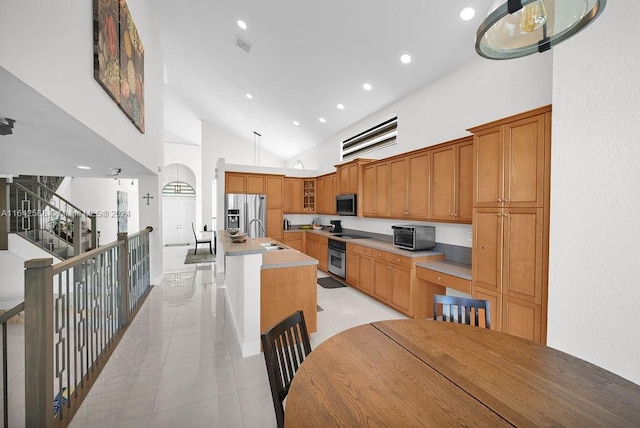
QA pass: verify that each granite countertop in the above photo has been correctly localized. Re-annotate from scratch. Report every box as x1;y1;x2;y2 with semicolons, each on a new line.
415;260;472;281
217;231;318;269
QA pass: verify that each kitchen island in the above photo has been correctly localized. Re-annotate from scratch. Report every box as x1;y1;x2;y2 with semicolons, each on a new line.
218;232;318;357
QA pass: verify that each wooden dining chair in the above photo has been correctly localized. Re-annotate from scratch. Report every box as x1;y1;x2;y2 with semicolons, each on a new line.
261;310;312;428
191;222;212;254
433;294;491;329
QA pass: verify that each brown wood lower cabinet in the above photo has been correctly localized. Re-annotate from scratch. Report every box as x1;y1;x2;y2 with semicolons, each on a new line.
357;253;373;295
389;264;412;313
346;244;359;287
502;294;542;343
266;207;283;241
304;233;328;272
283;232;304;252
261;264;317;334
345;243;443;318
472;285;502;332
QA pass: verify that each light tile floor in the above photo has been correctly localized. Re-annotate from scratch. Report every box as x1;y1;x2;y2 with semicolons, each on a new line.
69;245;406;427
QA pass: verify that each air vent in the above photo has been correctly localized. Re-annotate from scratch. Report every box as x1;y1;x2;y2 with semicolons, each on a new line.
235;35;252;53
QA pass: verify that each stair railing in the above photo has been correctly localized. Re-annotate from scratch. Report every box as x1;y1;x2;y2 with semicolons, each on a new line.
1;302;24;428
7;182;96;258
23;226;153;427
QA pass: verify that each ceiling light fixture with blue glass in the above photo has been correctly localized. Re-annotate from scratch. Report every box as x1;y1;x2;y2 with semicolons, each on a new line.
475;0;606;60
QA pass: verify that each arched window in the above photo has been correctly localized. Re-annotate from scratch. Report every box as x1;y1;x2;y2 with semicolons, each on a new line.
162;181;195;196
293;160;304;170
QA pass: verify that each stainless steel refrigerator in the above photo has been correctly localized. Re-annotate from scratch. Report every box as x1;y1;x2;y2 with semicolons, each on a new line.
224;194;267;238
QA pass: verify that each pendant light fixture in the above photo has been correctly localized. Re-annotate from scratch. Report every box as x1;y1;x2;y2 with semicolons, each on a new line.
253;131;261;166
475;0;606;60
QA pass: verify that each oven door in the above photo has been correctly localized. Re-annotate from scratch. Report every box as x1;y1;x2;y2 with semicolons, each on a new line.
327;248;346;278
393;230;415;250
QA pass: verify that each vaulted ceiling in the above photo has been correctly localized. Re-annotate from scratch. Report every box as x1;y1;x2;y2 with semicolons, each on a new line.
154;0;489;160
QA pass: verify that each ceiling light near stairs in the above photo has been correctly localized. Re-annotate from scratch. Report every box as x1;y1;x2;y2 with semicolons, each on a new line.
237;20;247;30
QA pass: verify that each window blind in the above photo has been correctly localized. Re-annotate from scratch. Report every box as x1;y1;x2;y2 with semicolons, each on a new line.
342;116;397;160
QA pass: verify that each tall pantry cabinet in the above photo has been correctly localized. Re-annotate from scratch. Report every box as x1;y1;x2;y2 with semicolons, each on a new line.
469;105;551;344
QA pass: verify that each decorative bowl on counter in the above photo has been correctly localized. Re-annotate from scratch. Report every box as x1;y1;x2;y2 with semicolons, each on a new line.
229;232;247;243
312;225;323;230
298;225;313;230
226;227;240;236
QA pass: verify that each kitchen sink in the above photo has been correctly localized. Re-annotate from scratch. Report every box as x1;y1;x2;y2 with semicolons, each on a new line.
260;242;287;251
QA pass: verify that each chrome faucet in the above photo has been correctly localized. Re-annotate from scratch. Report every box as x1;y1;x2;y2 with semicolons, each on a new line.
248;218;266;237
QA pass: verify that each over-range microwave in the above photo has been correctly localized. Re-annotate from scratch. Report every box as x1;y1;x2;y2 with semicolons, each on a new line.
336;194;357;216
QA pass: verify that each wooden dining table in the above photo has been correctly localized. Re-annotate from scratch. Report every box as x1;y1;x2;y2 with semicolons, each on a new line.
285;319;640;427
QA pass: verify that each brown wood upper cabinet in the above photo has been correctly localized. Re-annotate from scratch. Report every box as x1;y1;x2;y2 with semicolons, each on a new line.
282;178;291;213
265;175;284;241
429;137;473;223
362;162;389;217
336;159;372;195
225;172;266;194
289;178;304;213
471;108;549;208
361;149;431;220
316;173;337;215
337;161;359;194
265;175;283;207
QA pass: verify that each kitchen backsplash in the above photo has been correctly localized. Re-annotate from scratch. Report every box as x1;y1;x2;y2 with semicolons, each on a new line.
285;214;472;248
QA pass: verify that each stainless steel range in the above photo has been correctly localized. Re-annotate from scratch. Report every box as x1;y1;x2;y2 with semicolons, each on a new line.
327;238;346;278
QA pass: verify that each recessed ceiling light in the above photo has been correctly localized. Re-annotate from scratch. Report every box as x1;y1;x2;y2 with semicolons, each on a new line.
459;7;475;21
237;20;247;30
319;118;326;123
400;54;412;64
363;83;372;91
337;104;345;110
246;93;253;99
77;165;91;170
293;120;300;126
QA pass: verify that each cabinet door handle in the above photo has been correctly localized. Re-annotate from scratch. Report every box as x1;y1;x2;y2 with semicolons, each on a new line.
437;276;442;280
496;213;501;217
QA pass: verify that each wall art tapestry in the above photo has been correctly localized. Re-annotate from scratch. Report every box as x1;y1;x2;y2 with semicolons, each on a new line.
93;0;145;133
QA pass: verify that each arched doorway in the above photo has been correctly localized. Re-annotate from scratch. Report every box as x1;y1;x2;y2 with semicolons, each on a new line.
162;163;196;245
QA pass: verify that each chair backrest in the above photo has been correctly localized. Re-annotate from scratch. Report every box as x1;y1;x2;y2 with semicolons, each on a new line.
261;310;312;428
433;294;491;329
191;222;197;240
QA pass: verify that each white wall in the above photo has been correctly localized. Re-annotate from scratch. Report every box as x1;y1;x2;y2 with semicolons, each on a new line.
548;0;640;384
68;178;140;244
0;249;26;304
0;0;164;276
164;87;202;145
0;235;63;303
0;0;164;175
